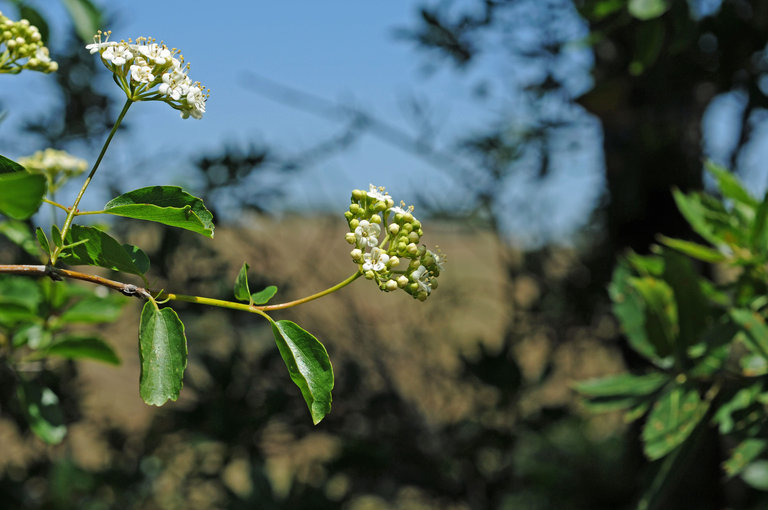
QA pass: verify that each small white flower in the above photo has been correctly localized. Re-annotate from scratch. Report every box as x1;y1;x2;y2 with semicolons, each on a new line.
367;184;390;202
354;220;381;248
362;248;390;273
411;265;431;294
130;58;154;83
426;249;445;272
138;43;171;65
34;46;51;63
102;42;133;65
159;68;190;100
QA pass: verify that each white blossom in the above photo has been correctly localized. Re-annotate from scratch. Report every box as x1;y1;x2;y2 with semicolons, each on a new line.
102;43;133;65
138;43;171;65
130;58;154;83
362;248;390;273
367;184;390;202
354;220;381;248
411;265;431;294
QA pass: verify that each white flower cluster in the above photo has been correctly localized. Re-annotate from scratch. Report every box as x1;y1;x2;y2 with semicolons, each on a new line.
345;184;444;301
0;12;57;74
19;148;87;192
86;31;208;119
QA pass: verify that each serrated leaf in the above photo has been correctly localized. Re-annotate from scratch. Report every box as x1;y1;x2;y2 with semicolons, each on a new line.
642;385;709;460
252;285;278;305
0;170;46;220
61;0;102;42
271;319;333;424
17;380;66;444
61;225;148;276
0;220;40;257
234;262;251;302
47;336;120;365
138;303;187;406
724;439;767;478
104;186;214;238
705;161;758;208
657;235;726;263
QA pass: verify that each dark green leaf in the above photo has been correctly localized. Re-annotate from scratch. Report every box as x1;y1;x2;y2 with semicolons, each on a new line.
628;276;677;359
724;439;767;478
36;227;50;257
17;380;66;444
0;171;46;219
51;224;62;248
752;189;768;256
271;319;333;424
0;220;40;257
609;260;665;363
104;186;214;238
712;384;763;434
234;262;251;302
575;372;668;413
61;0;102;42
673;189;729;248
252;285;278;305
642;385;709;460
57;293;126;324
661;250;709;353
0;275;42;310
657;235;726;263
138;303;187;406
61;225;148;276
0;154;25;174
47;336;120;365
123;244;150;274
13;323;50;349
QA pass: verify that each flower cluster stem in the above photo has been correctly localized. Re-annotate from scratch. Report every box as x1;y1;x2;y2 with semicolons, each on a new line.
51;98;133;264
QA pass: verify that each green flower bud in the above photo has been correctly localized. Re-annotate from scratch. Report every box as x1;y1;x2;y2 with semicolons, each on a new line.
349;203;362;214
388;223;400;235
374;201;387;212
364;270;375;280
402;223;413;234
345;232;357;245
349;218;360;229
408;232;420;243
370;214;382;224
407;243;418;256
417;292;428;302
352;189;365;200
388;256;400;267
350;248;363;262
344;211;354;220
385;279;398;291
397;275;408;288
404;212;414;223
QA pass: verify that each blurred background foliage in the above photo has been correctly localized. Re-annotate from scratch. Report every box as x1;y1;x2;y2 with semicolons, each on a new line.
3;0;768;508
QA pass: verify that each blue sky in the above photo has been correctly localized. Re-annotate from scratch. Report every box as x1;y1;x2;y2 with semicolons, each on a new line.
0;0;606;245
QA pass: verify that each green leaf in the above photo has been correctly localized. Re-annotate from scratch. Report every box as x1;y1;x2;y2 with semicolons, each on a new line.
61;225;148;276
61;0;102;42
0;154;25;174
36;227;50;257
104;186;214;238
609;260;664;363
13;323;50;349
628;276;677;359
661;250;709;351
51;224;62;248
673;189;729;248
57;293;126;324
705;161;758;208
234;262;251;302
17;380;67;444
657;235;726;263
252;285;278;305
0;275;42;310
712;384;763;434
628;0;669;20
0;170;47;220
724;439;767;478
730;309;768;360
741;460;768;491
47;336;120;365
574;372;668;413
641;385;709;460
138;303;187;406
0;219;40;257
751;190;768;255
271;319;333;424
123;243;150;274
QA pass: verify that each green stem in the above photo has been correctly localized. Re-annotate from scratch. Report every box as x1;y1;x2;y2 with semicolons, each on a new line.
258;271;362;311
51;98;133;264
42;198;69;213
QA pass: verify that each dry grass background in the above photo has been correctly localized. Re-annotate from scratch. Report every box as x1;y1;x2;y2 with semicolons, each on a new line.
0;214;629;508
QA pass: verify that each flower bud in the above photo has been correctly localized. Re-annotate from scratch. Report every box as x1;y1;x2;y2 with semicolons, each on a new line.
417;292;428;301
404;212;414;223
370;214;382;224
402;223;413;234
349;218;359;229
397;275;408;288
408;232;420;243
374;201;387;212
388;223;400;235
344;211;353;220
351;189;365;200
364;269;375;280
388;256;400;267
349;203;361;214
385;279;398;291
345;232;357;245
407;243;418;256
